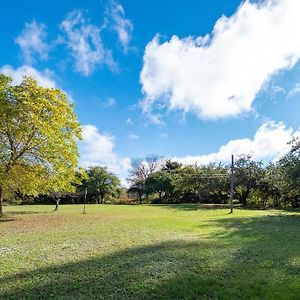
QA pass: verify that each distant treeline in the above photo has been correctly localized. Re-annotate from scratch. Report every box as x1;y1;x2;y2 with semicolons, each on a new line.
14;138;300;209
15;166;128;208
127;139;300;208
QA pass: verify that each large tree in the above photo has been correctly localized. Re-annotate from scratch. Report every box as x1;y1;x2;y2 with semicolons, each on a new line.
0;75;81;215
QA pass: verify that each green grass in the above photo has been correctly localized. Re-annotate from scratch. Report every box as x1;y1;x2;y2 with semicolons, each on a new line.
0;204;299;299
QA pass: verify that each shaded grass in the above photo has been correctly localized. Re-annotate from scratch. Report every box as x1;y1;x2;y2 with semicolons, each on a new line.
0;205;299;299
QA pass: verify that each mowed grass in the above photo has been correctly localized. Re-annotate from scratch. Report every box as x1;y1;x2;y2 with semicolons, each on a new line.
0;204;299;299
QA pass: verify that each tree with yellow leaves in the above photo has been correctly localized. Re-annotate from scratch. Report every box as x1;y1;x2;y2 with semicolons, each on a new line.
0;74;82;215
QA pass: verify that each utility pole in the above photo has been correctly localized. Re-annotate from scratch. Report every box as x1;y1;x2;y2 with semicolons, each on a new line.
230;154;234;213
83;188;87;214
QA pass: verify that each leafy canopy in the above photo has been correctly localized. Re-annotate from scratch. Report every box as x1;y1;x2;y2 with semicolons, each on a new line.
82;166;121;203
0;74;82;198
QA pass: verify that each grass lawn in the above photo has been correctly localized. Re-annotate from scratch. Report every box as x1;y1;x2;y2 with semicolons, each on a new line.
0;204;299;299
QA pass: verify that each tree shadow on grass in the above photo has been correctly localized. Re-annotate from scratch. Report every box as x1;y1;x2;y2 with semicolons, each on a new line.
160;203;300;214
0;217;14;222
156;203;233;211
6;210;52;215
1;214;299;299
211;214;300;238
0;210;51;222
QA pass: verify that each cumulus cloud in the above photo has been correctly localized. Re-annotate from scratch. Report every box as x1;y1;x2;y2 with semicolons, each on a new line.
173;121;295;165
0;65;56;88
15;20;49;64
107;0;133;53
141;0;300;121
60;10;117;76
79;124;131;184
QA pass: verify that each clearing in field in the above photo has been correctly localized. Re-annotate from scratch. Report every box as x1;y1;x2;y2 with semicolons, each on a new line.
1;205;299;299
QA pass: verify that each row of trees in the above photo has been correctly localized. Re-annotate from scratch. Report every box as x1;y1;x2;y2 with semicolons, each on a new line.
16;146;300;209
27;166;124;210
127;145;300;208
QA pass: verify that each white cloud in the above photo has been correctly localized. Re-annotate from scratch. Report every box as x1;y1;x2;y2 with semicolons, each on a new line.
60;10;117;76
126;118;133;125
287;83;300;98
79;124;131;184
15;20;49;64
141;0;300;121
108;0;133;53
101;97;117;107
173;121;295;165
97;96;117;107
128;133;139;140
0;65;56;88
272;85;286;94
0;65;75;102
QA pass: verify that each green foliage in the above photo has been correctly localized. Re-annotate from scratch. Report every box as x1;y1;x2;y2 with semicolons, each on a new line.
142;151;300;208
145;171;173;201
163;159;182;171
144;161;229;204
234;155;265;206
82;166;122;204
174;164;229;203
0;74;81;214
276;145;300;208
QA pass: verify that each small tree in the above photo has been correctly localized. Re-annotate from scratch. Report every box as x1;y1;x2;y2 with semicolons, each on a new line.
127;179;145;204
84;166;121;204
0;75;81;215
127;154;161;203
145;171;173;202
234;155;265;206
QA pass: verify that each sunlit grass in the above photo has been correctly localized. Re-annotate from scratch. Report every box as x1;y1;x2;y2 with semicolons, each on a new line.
1;204;299;299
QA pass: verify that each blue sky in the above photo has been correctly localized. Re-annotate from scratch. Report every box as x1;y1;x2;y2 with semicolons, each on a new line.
1;0;300;182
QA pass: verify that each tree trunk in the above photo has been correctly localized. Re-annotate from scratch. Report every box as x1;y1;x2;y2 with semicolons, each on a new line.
240;195;247;206
54;198;60;211
159;191;162;202
292;196;299;208
0;186;3;216
239;189;250;206
273;195;280;207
